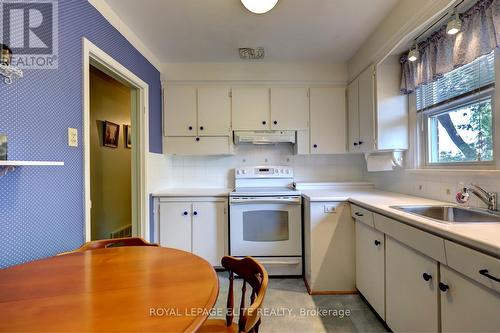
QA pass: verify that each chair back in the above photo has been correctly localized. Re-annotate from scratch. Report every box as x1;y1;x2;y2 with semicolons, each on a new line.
222;256;269;333
59;237;159;255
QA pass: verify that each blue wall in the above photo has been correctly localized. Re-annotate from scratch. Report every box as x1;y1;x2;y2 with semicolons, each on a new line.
0;0;162;268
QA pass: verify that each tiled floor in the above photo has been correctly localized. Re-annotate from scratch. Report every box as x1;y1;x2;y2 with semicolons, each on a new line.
212;272;388;333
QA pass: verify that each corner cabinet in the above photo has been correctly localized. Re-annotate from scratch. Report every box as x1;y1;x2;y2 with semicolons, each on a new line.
347;56;408;153
157;197;227;267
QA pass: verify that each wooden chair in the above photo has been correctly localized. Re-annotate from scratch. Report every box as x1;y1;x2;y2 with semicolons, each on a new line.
58;237;159;255
198;256;269;333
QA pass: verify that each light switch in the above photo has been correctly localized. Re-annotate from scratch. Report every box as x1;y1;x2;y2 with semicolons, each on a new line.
324;204;336;213
68;128;78;147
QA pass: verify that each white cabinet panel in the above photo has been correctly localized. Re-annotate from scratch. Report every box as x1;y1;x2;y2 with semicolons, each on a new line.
358;67;375;152
198;87;231;136
440;265;500;333
304;201;355;292
310;87;346;154
164;137;232;155
270;87;309;130
355;220;385;319
232;87;270;130
386;236;438;332
192;202;226;266
347;79;360;152
159;202;192;252
164;86;197;136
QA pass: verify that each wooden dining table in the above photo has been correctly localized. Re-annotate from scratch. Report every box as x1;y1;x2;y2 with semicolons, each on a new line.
0;246;219;332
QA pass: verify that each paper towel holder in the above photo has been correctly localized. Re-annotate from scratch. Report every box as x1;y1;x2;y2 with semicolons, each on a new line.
364;150;404;168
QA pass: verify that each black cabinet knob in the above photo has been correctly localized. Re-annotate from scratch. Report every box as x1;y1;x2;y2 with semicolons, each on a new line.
353;142;358;146
262;121;267;125
199;126;204;131
354;212;364;217
273;120;278;125
422;273;432;281
313;144;318;148
183;211;188;216
374;240;381;246
188;126;193;130
196;137;200;142
193;211;198;216
359;141;364;145
439;282;449;292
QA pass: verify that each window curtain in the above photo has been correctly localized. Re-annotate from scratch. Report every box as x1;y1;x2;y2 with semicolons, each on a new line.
400;0;500;94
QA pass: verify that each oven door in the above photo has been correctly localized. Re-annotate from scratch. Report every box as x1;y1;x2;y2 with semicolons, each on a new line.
229;196;302;257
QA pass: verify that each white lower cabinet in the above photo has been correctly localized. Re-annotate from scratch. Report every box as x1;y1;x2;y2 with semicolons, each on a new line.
385;236;438;332
355;220;385;319
304;201;355;293
440;265;500;333
158;197;227;266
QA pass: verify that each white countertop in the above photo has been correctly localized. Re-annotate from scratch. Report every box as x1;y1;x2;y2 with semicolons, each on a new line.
152;188;233;197
301;187;500;258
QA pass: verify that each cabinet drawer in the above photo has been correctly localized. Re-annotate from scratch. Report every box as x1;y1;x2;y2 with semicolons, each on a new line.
373;213;446;263
445;240;500;293
165;137;232;155
350;204;374;227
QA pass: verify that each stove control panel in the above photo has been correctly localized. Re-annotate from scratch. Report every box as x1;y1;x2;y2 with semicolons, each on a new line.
235;166;293;178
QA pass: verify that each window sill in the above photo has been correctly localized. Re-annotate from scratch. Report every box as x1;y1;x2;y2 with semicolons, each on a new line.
405;168;500;175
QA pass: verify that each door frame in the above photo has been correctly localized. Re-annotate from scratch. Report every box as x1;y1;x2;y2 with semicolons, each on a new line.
82;38;150;241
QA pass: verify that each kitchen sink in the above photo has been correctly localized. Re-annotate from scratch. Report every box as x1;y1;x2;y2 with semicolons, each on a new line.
390;205;500;223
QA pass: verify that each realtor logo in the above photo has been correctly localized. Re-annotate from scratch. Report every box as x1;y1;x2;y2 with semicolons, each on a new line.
0;0;58;69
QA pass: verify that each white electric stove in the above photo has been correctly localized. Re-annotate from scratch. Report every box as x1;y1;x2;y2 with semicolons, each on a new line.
229;166;302;276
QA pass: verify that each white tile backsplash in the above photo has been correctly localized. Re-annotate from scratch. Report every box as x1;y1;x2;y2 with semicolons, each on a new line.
151;145;366;189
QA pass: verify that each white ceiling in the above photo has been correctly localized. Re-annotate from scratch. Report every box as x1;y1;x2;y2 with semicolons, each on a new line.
104;0;400;63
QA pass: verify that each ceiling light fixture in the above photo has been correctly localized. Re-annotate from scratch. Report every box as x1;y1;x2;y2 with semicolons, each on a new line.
241;0;279;14
408;44;419;62
239;47;265;60
446;10;462;35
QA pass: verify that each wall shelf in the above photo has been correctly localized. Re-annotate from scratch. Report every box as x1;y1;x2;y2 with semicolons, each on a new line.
0;161;64;177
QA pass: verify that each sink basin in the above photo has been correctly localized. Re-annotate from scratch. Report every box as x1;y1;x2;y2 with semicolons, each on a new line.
390;205;500;223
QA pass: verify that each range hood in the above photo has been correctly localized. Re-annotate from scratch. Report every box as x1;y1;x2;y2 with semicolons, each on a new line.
234;130;296;145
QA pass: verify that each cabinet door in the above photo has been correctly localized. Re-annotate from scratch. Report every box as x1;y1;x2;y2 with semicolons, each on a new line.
386;237;438;332
270;87;309;130
358;66;375;152
441;265;500;333
198;87;231;136
232;87;270;130
164;86;197;136
310;87;346;154
192;202;226;266
347;79;360;152
159;202;192;252
355;220;385;319
307;202;355;292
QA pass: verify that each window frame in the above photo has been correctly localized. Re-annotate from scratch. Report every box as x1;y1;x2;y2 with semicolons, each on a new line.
414;49;500;170
421;89;496;167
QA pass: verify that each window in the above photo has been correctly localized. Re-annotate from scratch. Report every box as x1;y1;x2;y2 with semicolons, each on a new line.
417;52;495;165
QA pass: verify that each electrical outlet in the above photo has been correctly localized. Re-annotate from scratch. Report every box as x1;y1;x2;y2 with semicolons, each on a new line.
324;204;336;213
68;128;78;147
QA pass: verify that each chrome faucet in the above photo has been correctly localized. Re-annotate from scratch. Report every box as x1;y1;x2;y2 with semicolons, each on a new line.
457;184;497;211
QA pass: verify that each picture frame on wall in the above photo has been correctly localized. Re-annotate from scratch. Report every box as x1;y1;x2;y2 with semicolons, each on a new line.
0;134;7;160
125;125;131;148
103;121;120;148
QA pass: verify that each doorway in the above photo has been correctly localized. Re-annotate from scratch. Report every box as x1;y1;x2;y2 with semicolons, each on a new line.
83;39;150;242
89;66;133;240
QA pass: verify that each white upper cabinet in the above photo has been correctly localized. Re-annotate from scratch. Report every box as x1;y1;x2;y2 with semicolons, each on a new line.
270;87;309;130
197;87;231;136
310;87;346;154
164;86;197;136
232;87;270;130
347;59;408;152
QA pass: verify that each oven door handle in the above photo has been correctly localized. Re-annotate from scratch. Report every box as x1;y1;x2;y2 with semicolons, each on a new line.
230;197;301;205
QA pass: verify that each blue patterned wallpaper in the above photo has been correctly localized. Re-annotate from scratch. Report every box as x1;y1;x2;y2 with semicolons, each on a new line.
0;0;162;268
